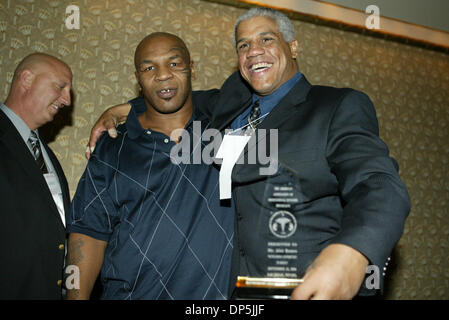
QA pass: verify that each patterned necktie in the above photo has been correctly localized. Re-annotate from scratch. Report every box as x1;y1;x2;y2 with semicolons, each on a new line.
248;100;261;129
28;131;48;174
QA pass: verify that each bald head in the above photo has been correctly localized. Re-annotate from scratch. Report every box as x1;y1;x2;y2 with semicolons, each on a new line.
133;32;195;116
5;52;72;130
12;53;71;85
134;32;191;70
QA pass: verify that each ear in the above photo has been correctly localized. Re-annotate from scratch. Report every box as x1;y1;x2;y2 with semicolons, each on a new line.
135;70;142;92
289;39;299;59
19;69;35;90
190;60;195;81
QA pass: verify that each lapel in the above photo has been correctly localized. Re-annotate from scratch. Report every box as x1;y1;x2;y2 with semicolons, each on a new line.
210;71;253;131
0;111;65;229
211;72;313;132
42;141;70;218
234;76;313;167
208;73;314;182
255;75;312;131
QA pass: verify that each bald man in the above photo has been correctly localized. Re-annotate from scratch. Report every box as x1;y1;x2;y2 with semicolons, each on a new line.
0;53;72;299
65;33;235;300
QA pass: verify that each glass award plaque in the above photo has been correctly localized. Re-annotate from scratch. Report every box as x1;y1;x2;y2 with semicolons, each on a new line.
230;142;308;300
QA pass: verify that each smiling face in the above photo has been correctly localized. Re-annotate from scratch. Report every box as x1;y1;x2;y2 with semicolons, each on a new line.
135;33;194;115
23;57;72;130
235;16;299;96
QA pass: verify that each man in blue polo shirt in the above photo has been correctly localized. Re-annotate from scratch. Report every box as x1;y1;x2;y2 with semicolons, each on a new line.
65;32;234;300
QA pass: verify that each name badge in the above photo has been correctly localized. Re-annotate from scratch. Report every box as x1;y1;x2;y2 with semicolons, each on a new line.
44;172;61;195
44;172;65;227
215;133;251;199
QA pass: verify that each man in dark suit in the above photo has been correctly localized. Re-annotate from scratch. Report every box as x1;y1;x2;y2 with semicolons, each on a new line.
0;53;72;299
87;8;410;299
209;8;411;299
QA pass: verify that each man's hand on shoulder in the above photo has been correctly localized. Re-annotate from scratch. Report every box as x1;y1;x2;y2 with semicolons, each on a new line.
86;103;131;159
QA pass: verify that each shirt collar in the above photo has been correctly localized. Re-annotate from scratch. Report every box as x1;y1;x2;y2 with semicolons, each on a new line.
0;103;36;143
252;71;303;116
126;97;206;140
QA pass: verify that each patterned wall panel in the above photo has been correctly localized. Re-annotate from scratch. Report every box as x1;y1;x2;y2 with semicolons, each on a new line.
0;0;448;299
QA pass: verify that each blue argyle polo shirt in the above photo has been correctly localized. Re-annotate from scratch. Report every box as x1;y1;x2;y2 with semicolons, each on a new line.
67;99;235;300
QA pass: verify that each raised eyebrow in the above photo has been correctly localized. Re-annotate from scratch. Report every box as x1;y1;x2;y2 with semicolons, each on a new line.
168;54;183;61
236;37;247;46
139;55;181;64
259;31;279;38
236;31;278;45
169;46;189;57
139;59;153;66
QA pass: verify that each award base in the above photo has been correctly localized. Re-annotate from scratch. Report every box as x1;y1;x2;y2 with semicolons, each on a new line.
232;276;303;300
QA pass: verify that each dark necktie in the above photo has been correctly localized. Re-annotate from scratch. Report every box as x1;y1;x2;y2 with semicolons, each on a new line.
28;131;48;174
248;100;261;129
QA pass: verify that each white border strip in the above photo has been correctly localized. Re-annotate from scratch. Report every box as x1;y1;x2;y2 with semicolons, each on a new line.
240;0;449;48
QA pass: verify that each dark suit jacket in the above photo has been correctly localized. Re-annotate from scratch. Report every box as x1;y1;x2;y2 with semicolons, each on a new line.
0;109;69;299
203;72;410;296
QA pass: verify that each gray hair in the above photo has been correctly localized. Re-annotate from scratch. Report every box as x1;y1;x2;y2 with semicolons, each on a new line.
233;7;296;49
